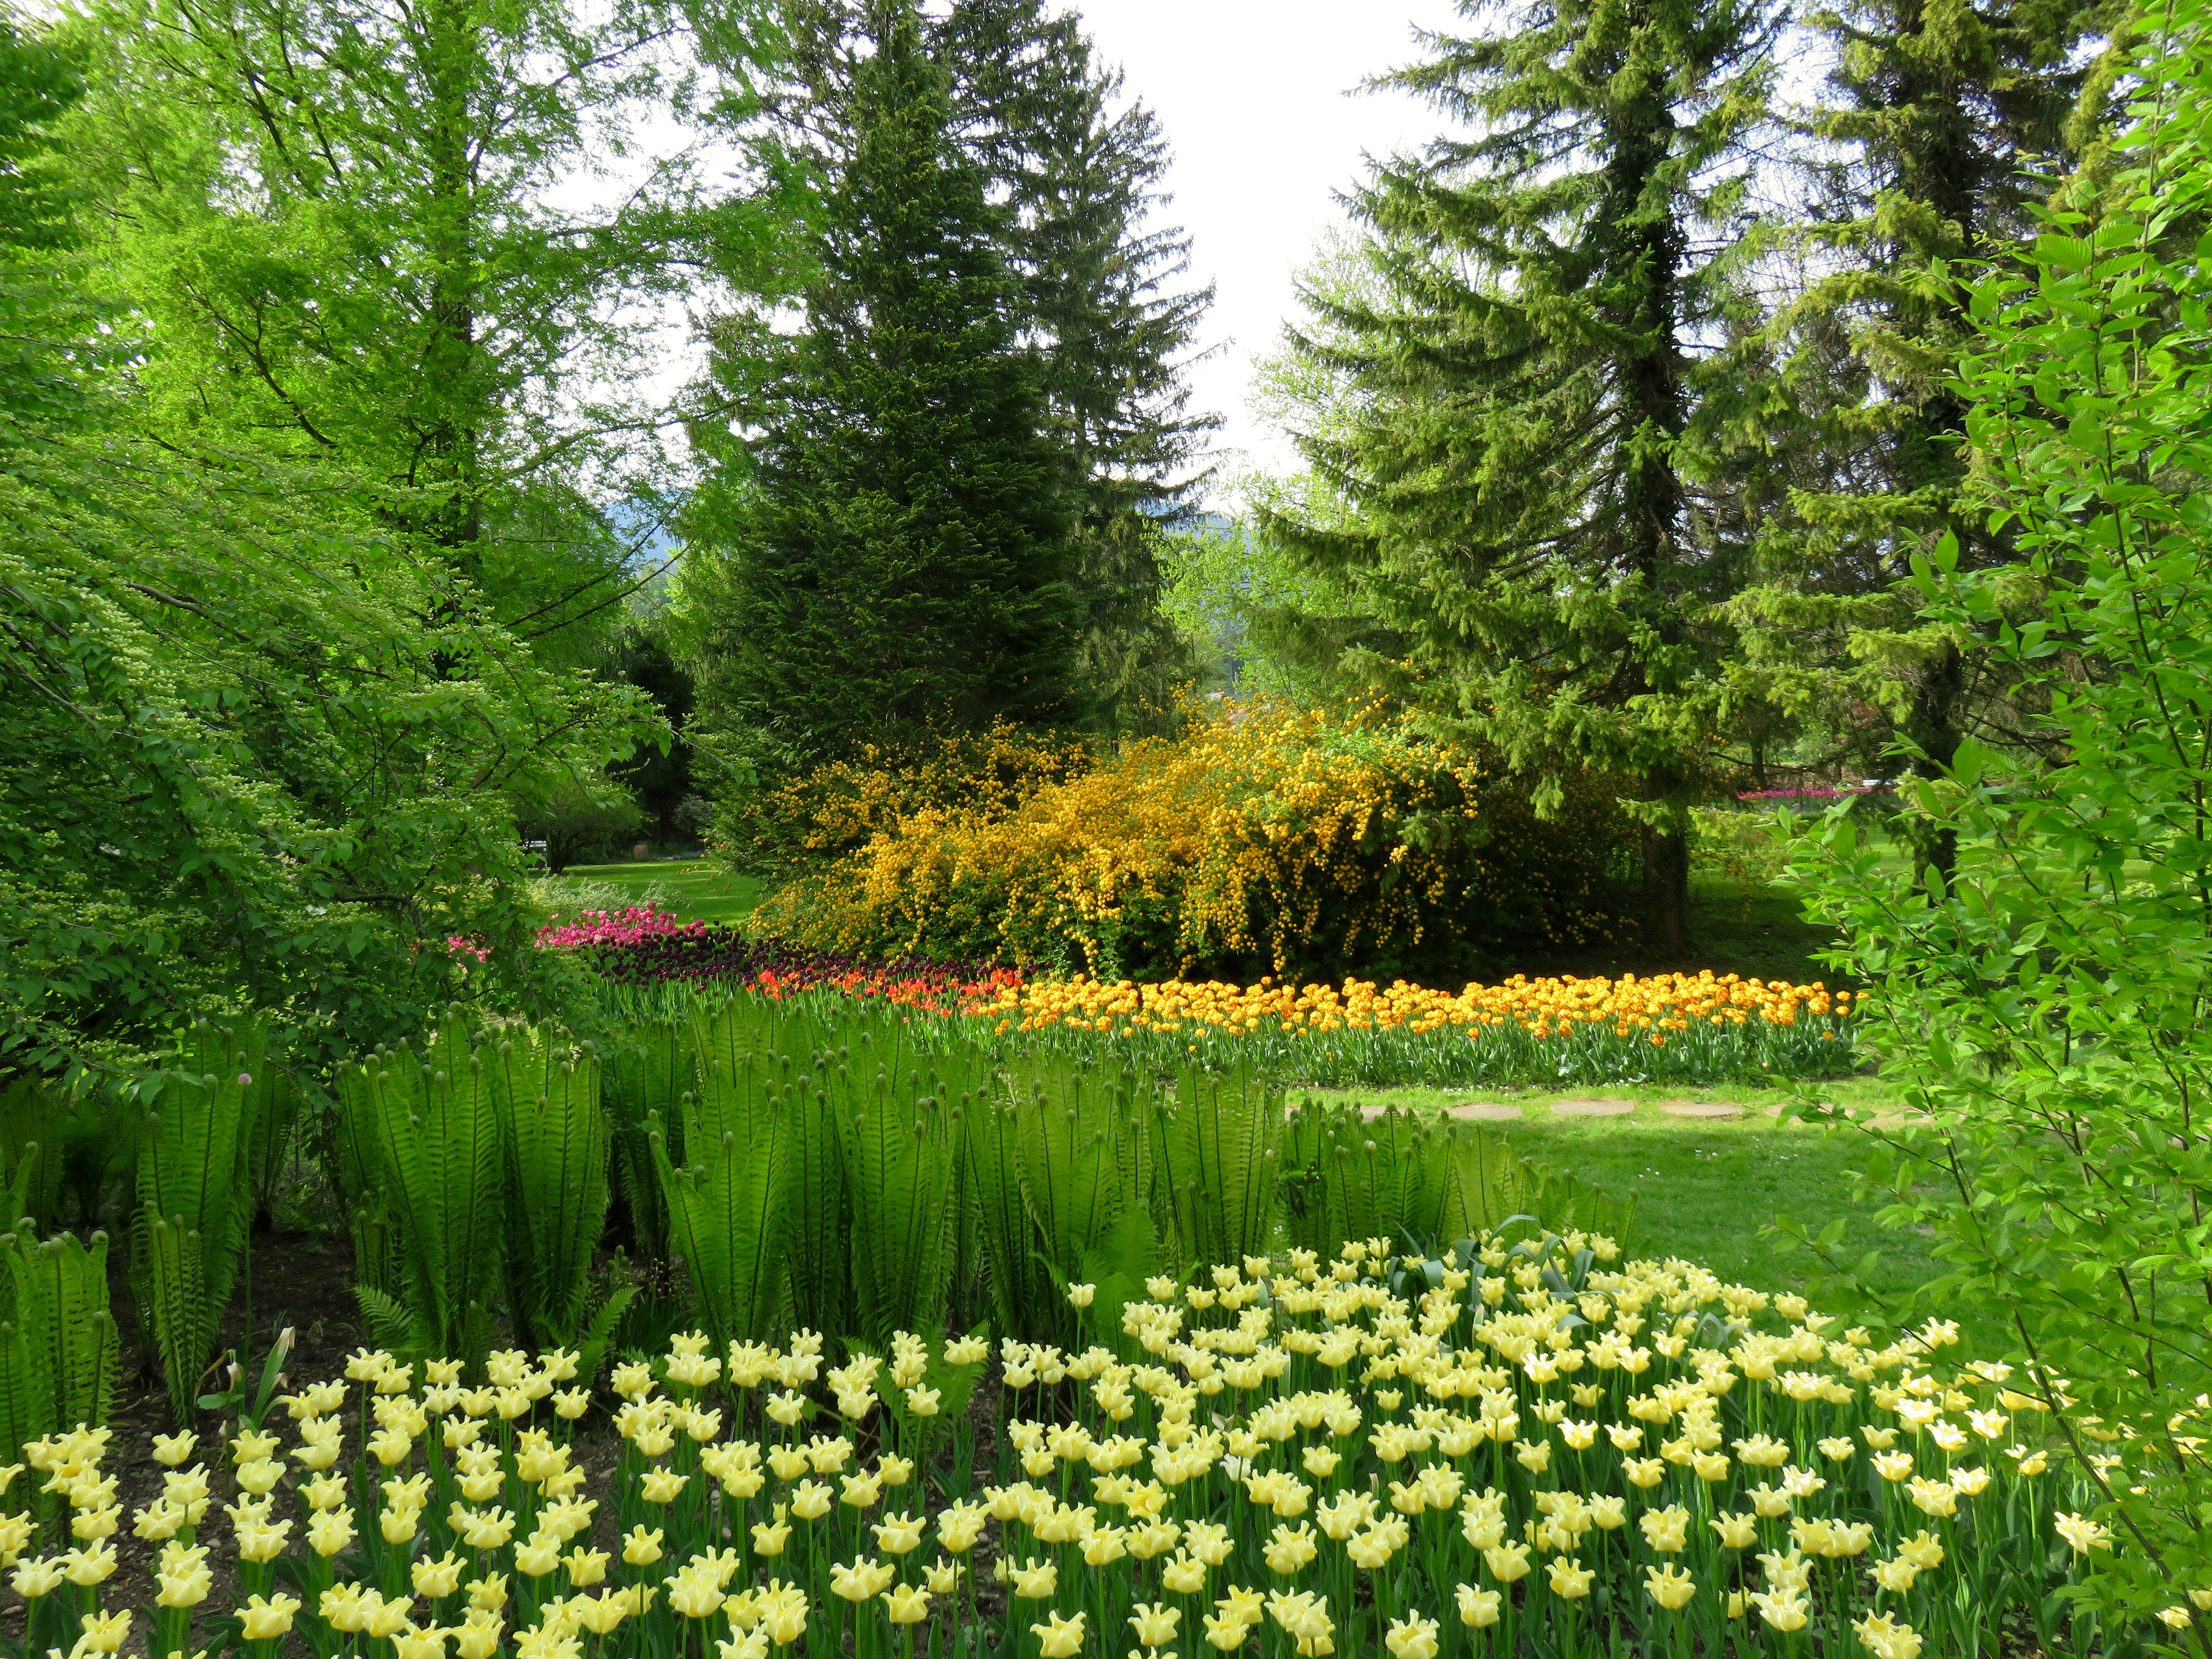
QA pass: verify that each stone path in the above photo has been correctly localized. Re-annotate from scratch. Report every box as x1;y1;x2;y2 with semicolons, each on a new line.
1658;1100;1742;1120
1548;1097;1637;1118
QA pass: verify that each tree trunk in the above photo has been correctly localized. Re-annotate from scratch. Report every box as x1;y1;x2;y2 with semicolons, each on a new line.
1641;771;1692;955
1905;635;1964;887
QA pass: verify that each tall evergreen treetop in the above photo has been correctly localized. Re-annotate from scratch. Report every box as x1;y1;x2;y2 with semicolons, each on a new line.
686;1;1079;772
1256;0;1780;949
1717;0;2106;877
940;1;1218;728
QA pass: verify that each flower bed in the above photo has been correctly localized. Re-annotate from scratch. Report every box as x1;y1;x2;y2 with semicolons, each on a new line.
2;1233;2163;1659
966;971;1855;1087
546;914;1860;1085
541;907;1017;1015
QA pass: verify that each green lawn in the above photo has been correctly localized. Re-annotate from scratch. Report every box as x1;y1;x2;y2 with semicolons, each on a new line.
1320;1079;2003;1355
542;860;761;925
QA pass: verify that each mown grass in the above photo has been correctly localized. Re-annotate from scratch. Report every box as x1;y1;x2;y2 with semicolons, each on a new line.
1315;1077;2008;1356
543;860;762;925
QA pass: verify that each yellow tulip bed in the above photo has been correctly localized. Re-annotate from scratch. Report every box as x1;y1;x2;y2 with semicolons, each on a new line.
956;970;1858;1088
4;1233;2167;1659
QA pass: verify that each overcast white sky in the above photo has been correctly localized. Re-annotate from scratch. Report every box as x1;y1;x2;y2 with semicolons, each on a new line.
1071;0;1467;490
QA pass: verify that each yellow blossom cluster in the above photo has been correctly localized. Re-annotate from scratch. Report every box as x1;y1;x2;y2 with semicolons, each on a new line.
958;967;1859;1084
748;700;1628;982
1;1233;2180;1659
978;969;1851;1043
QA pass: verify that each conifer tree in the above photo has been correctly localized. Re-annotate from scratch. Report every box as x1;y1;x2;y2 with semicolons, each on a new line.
1256;0;1781;950
684;0;1080;772
1720;0;2107;878
939;1;1217;731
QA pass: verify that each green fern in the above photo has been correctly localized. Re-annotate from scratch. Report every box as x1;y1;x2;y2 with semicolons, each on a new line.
697;998;852;1343
347;1007;506;1373
493;1025;630;1370
832;1038;973;1345
603;1018;693;1263
653;1001;794;1349
332;1055;403;1299
1280;1099;1453;1258
1156;1065;1281;1271
989;1057;1159;1346
133;1021;258;1422
0;1077;66;1234
0;1223;119;1462
962;1091;1059;1347
244;1062;302;1223
1440;1127;1637;1246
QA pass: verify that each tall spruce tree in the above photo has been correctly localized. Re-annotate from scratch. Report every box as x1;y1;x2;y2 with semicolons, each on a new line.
684;0;1081;773
1254;0;1780;950
1719;0;2107;880
937;1;1217;732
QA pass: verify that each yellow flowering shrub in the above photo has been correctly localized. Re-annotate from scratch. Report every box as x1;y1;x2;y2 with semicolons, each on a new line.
747;700;1632;981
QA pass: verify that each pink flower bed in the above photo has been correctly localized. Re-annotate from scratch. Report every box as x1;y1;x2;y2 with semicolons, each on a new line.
533;904;703;951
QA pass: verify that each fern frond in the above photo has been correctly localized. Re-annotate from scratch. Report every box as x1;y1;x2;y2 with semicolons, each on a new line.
1160;1065;1280;1270
494;1026;612;1352
0;1078;66;1235
358;1009;508;1376
604;1019;692;1262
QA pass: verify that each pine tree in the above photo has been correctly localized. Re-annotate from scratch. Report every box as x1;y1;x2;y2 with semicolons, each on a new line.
685;0;1081;773
1255;0;1781;951
1720;0;2107;879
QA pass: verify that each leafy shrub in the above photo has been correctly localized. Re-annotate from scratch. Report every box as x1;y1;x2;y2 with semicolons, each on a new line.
1778;15;2212;1627
745;700;1632;982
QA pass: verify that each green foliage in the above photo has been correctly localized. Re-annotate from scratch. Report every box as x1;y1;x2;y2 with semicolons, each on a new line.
1444;1130;1640;1245
0;1222;118;1461
517;785;647;878
961;1085;1062;1353
332;1058;402;1304
602;1018;694;1265
1716;0;2103;854
1012;1058;1155;1280
653;999;796;1349
1282;1099;1635;1259
0;0;671;1082
1153;1065;1281;1273
832;1041;973;1346
0;1077;66;1235
344;1012;504;1373
242;1062;301;1226
1280;1100;1455;1257
132;1020;258;1422
1775;11;2212;1620
58;0;796;658
933;0;1216;734
493;1025;627;1375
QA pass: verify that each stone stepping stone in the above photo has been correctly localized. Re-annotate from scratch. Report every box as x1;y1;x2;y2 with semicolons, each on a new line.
1549;1097;1636;1118
1444;1102;1522;1121
1659;1100;1742;1120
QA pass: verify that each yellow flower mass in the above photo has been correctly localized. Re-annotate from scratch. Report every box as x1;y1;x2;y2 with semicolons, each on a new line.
1;1231;2172;1659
